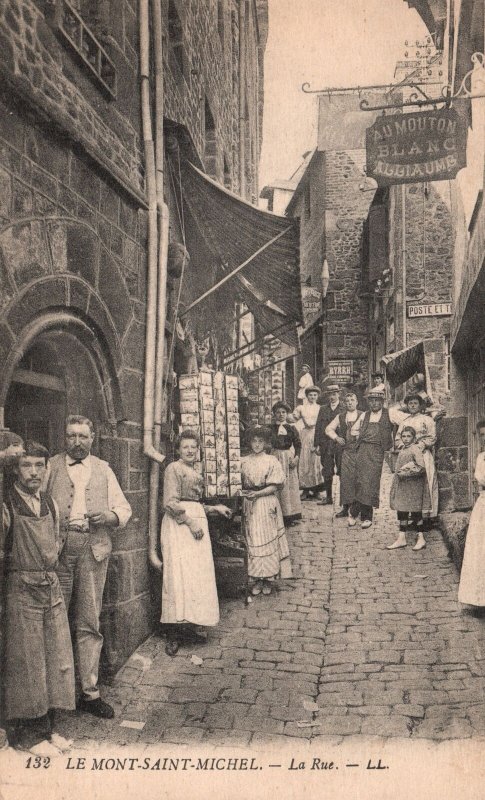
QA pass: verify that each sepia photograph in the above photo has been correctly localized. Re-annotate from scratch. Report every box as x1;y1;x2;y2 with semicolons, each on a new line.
0;1;484;798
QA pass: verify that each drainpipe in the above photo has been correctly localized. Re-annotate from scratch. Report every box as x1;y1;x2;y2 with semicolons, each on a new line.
401;183;407;349
150;0;170;571
140;0;166;572
238;0;246;197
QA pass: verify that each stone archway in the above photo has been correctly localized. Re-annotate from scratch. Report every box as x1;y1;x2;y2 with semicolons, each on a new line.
1;308;124;454
5;327;114;455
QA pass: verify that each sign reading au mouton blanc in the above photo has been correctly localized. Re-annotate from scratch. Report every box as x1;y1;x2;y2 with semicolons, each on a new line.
407;302;452;318
366;108;467;187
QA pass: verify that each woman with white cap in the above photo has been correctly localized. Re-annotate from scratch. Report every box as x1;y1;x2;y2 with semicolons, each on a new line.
297;364;314;405
392;393;439;530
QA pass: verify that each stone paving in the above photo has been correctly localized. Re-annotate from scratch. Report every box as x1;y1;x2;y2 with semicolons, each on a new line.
56;466;485;748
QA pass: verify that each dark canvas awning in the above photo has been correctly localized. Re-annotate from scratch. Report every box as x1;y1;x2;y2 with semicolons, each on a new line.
179;161;302;347
381;342;425;388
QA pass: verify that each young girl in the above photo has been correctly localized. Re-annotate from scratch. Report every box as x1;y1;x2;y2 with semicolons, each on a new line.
392;393;439;528
388;426;429;551
458;419;485;613
160;430;232;654
241;427;292;596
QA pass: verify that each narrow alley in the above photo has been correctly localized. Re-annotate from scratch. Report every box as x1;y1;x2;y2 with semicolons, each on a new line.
54;467;485;749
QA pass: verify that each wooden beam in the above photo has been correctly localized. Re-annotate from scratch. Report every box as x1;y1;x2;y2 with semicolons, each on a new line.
12;369;65;393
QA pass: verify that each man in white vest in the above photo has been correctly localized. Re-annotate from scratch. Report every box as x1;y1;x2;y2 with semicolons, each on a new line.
47;415;132;719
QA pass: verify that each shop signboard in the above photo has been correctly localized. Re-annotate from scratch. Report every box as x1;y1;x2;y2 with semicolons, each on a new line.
302;286;322;326
407;302;452;318
366;108;467;187
328;359;353;384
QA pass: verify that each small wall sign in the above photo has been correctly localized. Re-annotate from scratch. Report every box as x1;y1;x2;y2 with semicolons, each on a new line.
407;302;452;318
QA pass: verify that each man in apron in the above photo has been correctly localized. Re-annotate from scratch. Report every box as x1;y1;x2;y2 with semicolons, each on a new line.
349;389;394;528
3;441;75;754
324;390;364;518
47;415;132;719
314;385;345;505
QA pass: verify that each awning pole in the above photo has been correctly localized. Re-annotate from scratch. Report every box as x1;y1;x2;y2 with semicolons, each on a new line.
179;225;294;316
223;323;297;368
249;351;299;375
223;318;295;359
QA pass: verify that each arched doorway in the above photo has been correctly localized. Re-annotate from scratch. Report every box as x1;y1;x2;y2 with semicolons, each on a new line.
5;328;112;456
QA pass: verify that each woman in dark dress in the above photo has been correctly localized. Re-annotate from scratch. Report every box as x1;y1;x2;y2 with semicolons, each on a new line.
270;402;302;526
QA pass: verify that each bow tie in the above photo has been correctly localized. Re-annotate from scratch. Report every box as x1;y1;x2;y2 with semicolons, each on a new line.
68;459;85;466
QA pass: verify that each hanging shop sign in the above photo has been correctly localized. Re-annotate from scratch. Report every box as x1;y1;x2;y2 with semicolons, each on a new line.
366;108;467;187
328;359;353;384
407;302;452;318
302;286;322;326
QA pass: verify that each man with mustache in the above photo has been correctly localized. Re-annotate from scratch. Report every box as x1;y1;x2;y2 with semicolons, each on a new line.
47;415;131;719
3;441;75;754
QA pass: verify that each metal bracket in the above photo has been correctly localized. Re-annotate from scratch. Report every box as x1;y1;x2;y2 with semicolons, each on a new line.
302;54;485;113
301;80;441;96
359;93;447;112
453;52;485;99
359;53;485;112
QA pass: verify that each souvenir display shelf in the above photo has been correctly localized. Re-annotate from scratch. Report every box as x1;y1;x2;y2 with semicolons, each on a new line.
178;370;246;596
248;362;284;426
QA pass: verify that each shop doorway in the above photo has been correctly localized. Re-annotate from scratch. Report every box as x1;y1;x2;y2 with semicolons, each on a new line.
5;330;110;456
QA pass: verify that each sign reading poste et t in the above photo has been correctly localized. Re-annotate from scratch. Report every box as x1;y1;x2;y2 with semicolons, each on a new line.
366;108;467;187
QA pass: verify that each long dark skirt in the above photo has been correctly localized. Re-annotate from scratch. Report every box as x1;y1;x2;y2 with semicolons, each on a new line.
339;444;358;507
354;443;385;509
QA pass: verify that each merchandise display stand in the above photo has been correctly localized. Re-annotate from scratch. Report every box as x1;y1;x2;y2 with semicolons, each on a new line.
178;370;248;600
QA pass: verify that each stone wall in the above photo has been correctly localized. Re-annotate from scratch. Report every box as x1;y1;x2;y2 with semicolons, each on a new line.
388;182;453;366
0;0;268;676
387;182;462;516
288;148;373;382
162;0;265;200
323;149;374;371
1;0;144;200
0;95;152;672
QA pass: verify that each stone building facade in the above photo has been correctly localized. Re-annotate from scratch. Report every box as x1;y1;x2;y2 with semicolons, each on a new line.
285;96;378;390
0;0;267;677
402;0;485;556
365;180;457;512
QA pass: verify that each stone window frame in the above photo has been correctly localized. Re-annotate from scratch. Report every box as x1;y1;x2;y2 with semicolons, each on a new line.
203;97;218;178
166;0;190;88
217;0;225;51
50;0;117;99
223;154;232;190
303;183;311;220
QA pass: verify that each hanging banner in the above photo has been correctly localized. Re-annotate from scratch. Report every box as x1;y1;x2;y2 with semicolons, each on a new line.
366;108;467;186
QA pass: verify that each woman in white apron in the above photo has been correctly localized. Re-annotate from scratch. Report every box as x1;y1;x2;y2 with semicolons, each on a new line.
458;420;485;612
290;387;324;499
160;430;232;654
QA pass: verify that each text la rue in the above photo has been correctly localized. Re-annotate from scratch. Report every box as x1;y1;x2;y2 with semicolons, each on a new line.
289;757;388;770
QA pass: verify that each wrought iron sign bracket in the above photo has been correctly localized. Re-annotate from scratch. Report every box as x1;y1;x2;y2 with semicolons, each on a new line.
359;53;485;113
301;80;441;96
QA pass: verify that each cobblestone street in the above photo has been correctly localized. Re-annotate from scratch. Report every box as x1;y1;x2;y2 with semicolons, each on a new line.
55;467;484;749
